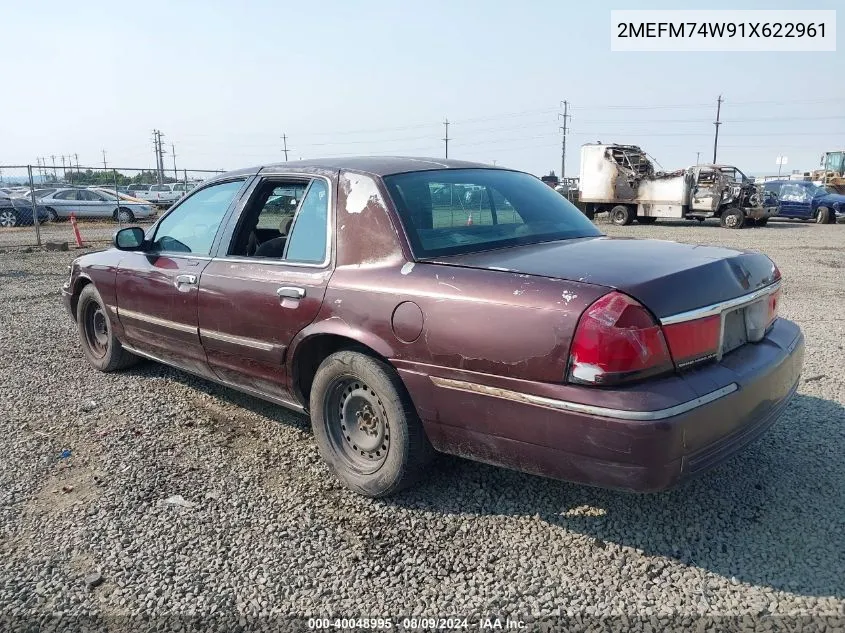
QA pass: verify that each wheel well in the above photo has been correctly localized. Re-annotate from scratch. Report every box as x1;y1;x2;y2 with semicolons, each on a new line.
70;278;92;320
292;334;387;406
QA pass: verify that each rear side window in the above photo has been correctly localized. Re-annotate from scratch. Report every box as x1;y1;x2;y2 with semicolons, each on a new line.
152;180;244;254
285;179;329;263
55;190;78;200
384;169;600;258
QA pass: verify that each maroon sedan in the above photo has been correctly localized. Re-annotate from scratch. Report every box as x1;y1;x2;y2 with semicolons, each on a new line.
62;158;804;497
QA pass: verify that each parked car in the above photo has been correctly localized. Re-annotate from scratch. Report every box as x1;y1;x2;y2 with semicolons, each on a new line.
39;188;154;222
62;157;804;497
142;183;183;207
762;179;844;223
125;184;151;197
0;192;51;227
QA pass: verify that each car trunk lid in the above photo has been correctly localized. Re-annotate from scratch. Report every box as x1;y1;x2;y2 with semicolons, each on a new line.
427;236;779;320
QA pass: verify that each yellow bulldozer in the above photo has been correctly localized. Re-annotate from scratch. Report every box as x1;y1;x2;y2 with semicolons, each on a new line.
805;150;845;194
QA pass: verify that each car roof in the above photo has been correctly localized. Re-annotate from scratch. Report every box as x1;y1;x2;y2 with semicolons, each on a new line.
214;156;502;180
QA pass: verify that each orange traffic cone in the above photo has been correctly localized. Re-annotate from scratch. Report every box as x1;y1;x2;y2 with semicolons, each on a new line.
466;213;473;226
70;213;84;247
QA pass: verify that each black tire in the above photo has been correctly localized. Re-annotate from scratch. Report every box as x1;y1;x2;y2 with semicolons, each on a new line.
815;207;830;224
756;218;769;227
636;216;657;225
745;218;758;227
610;205;633;226
309;350;434;497
46;207;59;222
76;284;138;372
0;208;19;228
583;206;595;221
116;207;135;223
720;207;745;229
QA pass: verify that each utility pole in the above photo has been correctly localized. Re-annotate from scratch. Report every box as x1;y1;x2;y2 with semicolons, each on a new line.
102;149;108;169
60;155;66;182
442;117;450;159
51;155;57;179
558;100;571;180
712;95;723;164
171;143;178;180
281;134;289;161
152;130;166;184
74;153;79;173
696;151;701;165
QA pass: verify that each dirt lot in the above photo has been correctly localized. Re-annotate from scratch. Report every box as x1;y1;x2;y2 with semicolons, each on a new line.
0;218;843;631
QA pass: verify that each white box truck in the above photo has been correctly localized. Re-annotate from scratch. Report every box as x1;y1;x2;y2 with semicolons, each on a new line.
578;143;777;229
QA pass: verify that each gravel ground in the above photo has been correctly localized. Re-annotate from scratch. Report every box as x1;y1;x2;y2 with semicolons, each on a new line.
0;219;155;249
0;218;843;632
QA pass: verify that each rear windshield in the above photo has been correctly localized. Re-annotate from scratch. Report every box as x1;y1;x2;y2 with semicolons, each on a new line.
383;168;600;258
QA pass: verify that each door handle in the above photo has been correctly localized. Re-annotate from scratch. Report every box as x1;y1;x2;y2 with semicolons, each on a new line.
174;273;198;291
277;286;305;300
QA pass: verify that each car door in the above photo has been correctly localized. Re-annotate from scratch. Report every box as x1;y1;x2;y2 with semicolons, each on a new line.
77;189;112;217
51;189;84;217
779;183;811;219
115;178;249;377
197;174;334;402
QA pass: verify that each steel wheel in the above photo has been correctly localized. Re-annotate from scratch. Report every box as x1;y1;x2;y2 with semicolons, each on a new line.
324;376;390;475
0;209;18;227
83;301;110;360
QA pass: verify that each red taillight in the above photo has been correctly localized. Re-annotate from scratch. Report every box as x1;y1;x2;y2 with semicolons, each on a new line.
568;291;673;386
662;315;721;369
767;287;781;328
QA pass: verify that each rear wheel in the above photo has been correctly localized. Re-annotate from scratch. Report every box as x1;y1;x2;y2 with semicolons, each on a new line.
0;209;19;227
636;216;657;225
816;207;830;224
309;350;434;497
720;207;745;229
610;205;633;226
115;207;135;223
76;285;138;372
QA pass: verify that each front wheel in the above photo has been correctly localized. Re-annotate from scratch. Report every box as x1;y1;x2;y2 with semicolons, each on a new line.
46;207;59;222
720;207;745;229
76;285;138;372
309;350;434;497
816;207;830;224
610;205;633;226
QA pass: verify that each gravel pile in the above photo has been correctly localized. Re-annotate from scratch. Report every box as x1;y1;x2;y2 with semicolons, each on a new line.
0;219;843;632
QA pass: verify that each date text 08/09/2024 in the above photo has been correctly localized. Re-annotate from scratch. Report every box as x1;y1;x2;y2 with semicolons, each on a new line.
308;617;526;630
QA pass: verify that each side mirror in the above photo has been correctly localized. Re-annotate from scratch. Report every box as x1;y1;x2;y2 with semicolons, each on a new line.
114;226;146;251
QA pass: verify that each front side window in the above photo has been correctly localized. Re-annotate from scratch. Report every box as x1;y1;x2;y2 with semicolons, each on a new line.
384;169;600;258
151;180;244;254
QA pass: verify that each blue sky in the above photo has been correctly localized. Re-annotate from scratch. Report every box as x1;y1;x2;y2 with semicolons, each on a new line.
1;0;842;177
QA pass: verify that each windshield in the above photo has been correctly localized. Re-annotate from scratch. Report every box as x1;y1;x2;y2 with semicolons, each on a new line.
383;168;601;258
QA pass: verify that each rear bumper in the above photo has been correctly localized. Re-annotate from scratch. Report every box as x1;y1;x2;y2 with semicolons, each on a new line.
399;318;804;492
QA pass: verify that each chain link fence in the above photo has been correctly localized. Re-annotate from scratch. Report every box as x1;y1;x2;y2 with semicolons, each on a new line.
0;165;224;249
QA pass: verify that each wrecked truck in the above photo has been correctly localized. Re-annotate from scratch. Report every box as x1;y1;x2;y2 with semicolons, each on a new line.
578;143;777;228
